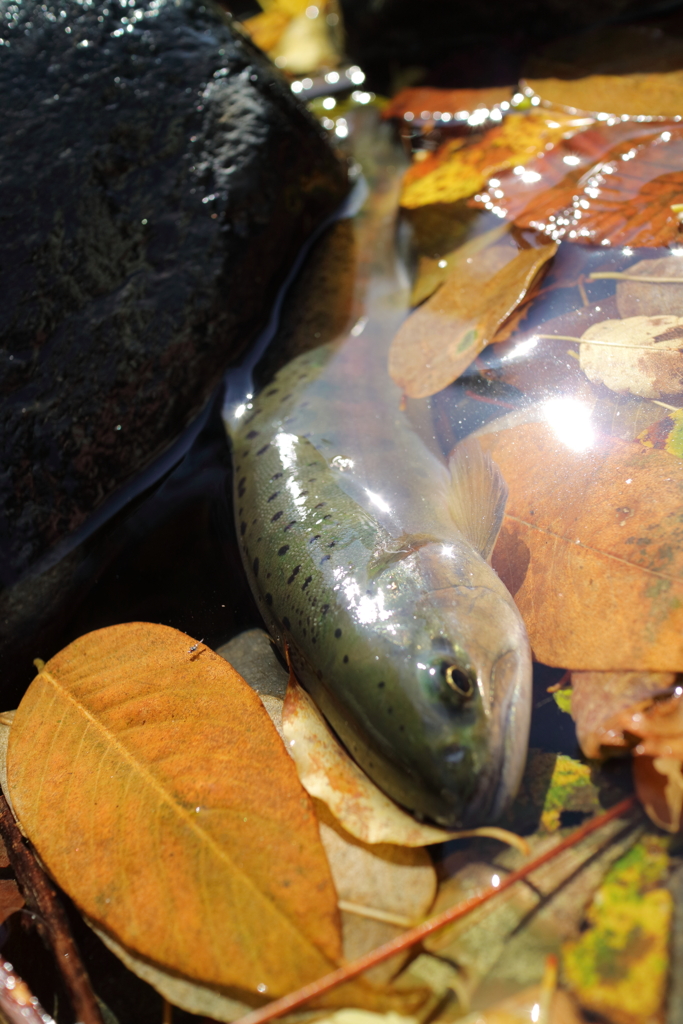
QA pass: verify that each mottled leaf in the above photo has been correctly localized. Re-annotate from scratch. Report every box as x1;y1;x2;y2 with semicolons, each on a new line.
562;836;672;1024
389;240;556;398
615;256;683;318
400;113;585;210
580;315;683;400
5;623;392;1010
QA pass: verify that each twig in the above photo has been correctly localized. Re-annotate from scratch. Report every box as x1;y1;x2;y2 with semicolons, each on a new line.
0;793;104;1024
234;796;637;1024
0;958;56;1024
535;333;683;352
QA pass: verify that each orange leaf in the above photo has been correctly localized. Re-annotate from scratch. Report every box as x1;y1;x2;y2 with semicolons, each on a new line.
483;419;683;670
382;86;514;125
5;623;393;1009
472;121;683;247
389;239;556;398
570;671;675;760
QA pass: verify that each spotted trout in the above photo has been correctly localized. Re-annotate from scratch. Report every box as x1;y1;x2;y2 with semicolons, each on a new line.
224;142;531;828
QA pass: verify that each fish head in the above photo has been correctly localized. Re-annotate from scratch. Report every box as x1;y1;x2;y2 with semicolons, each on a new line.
407;581;531;828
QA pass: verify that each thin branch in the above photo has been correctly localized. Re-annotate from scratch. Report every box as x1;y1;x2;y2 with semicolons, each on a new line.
0;793;104;1024
234;796;637;1024
589;272;683;284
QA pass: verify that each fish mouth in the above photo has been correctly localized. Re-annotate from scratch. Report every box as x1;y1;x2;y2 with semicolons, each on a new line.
457;649;531;827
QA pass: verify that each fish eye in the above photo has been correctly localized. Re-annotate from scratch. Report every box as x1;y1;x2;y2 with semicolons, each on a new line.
439;661;475;700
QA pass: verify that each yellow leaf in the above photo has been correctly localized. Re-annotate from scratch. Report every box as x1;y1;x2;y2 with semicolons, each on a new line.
5;623;394;1010
400;113;587;210
389;240;556;399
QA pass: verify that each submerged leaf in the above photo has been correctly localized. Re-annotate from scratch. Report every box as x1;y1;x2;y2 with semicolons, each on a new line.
383;86;514;127
562;836;672;1024
615;256;683;318
483;418;683;669
5;623;391;1010
471;121;683;246
570;671;676;760
389;240;556;399
523;70;683;117
579;315;683;400
400;113;585;210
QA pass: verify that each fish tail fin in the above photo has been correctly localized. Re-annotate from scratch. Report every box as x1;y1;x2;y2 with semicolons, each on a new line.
447;438;508;563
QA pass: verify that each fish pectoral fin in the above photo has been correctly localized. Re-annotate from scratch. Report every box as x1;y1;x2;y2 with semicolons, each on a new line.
368;532;441;578
447;438;508;563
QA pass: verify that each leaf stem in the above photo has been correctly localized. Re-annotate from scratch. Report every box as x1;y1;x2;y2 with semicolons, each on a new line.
234;796;637;1024
535;333;683;352
0;793;105;1024
588;273;683;284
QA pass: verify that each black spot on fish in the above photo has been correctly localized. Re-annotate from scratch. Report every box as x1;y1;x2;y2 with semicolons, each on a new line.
328;541;336;547
278;545;289;556
378;681;385;688
307;477;317;483
320;555;330;564
335;628;342;639
240;522;247;536
282;393;292;401
272;511;283;522
266;572;271;579
272;472;283;480
246;430;259;439
323;514;332;520
266;388;278;396
321;604;329;615
287;566;301;584
300;490;309;497
388;707;393;714
315;502;326;509
343;655;348;664
265;593;273;606
399;725;405;732
303;628;307;637
284;521;297;531
256;444;270;456
312;636;317;643
238;507;243;516
309;535;321;544
253;558;259;577
235;464;241;473
302;576;313;591
237;477;246;497
252;518;257;525
283;616;291;629
317;669;323;680
268;492;279;502
242;449;249;458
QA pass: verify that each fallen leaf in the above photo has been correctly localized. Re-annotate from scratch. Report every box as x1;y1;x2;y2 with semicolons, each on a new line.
389;240;556;398
316;803;436;986
216;633;435;993
614;255;683;318
482;418;683;669
241;9;291;53
410;223;509;307
562;835;672;1024
282;675;526;851
470;121;680;246
424;765;638;1013
579;315;683;400
523;70;683;117
0;880;23;926
400;113;585;210
570;671;676;759
5;623;396;1011
632;755;683;833
382;87;515;127
455;982;584;1024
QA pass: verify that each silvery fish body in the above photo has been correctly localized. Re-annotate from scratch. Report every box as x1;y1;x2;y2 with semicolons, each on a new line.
225;160;532;828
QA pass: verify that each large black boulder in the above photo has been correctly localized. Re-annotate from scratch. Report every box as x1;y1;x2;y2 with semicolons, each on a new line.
0;0;347;587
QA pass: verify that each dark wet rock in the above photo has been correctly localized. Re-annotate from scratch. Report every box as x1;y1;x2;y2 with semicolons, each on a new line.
0;0;348;593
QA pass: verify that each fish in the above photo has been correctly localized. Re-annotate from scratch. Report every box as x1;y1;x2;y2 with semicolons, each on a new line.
223;147;532;828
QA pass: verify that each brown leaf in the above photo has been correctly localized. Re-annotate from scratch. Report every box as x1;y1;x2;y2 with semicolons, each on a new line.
471;121;682;246
570;671;676;759
382;87;515;126
0;880;23;926
389;240;556;399
579;315;683;399
483;418;683;669
316;803;436;987
523;70;683;117
5;623;390;1010
616;255;683;318
632;754;683;832
281;675;526;852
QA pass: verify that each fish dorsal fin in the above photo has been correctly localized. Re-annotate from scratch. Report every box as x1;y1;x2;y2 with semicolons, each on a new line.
447;438;508;562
